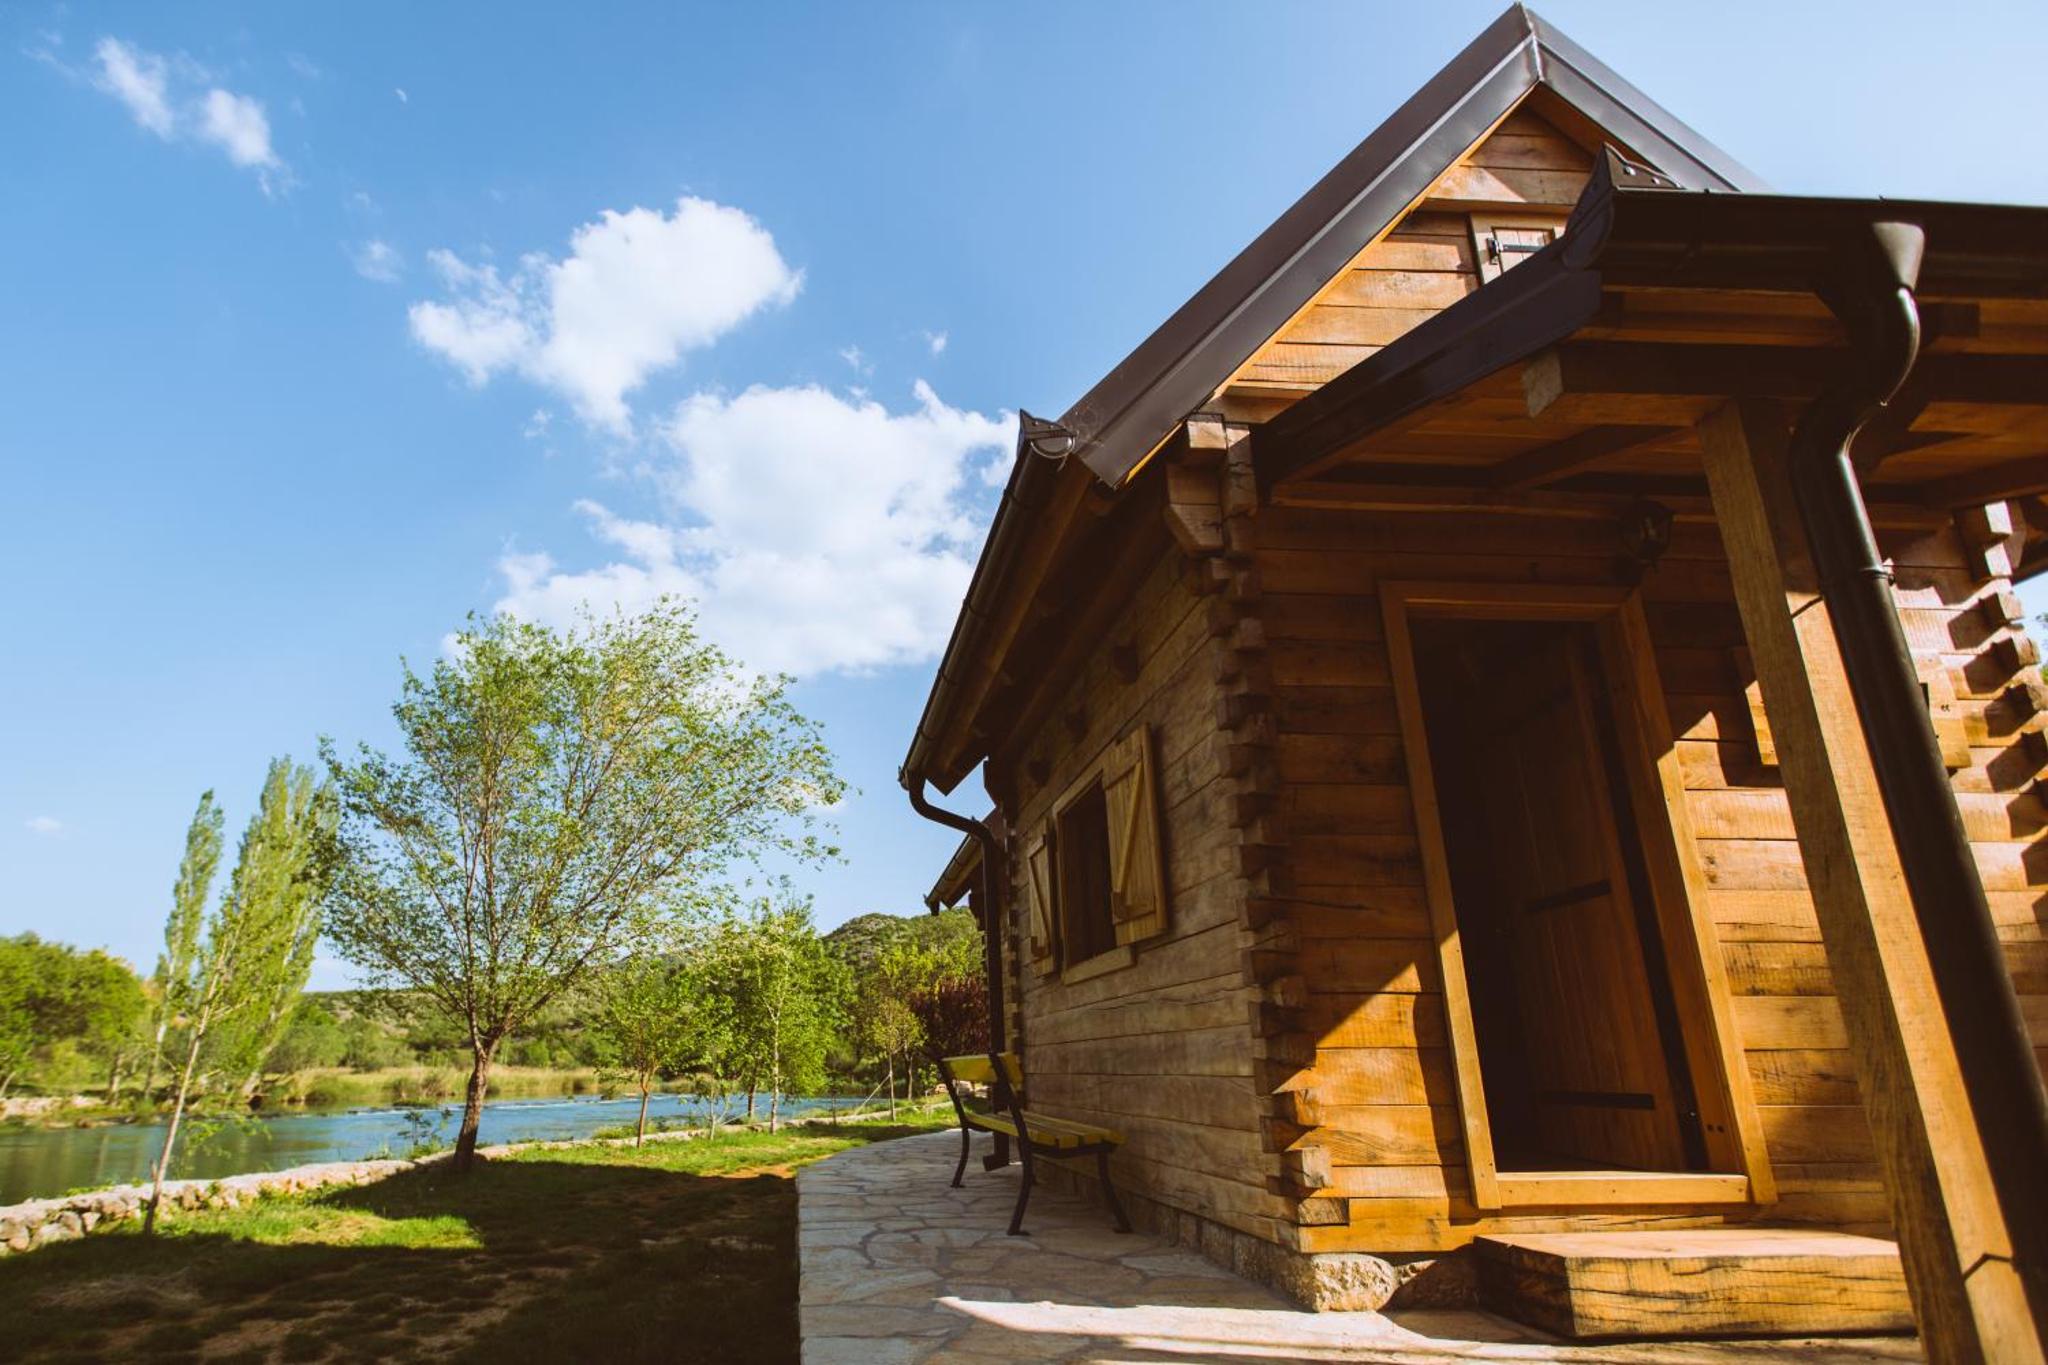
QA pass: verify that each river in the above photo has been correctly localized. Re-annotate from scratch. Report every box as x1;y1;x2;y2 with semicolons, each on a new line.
0;1092;864;1205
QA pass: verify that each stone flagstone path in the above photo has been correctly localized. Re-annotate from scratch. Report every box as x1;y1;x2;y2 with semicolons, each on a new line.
797;1131;1922;1364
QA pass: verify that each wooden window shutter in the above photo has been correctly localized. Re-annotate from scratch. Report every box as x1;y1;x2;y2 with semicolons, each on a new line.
1023;828;1058;975
1102;725;1169;945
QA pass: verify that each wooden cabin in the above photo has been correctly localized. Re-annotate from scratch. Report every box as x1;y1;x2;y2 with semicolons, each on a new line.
903;7;2048;1353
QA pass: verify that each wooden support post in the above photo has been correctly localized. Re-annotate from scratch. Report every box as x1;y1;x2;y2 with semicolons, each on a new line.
1700;398;2044;1365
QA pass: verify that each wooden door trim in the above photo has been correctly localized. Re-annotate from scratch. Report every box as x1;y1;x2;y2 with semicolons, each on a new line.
1379;580;1771;1211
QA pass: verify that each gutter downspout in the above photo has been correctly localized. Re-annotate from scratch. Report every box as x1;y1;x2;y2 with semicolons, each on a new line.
904;777;1012;1168
903;780;1006;1057
1792;220;2048;1323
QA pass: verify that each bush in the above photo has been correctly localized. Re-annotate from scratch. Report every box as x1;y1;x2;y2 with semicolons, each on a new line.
910;975;988;1061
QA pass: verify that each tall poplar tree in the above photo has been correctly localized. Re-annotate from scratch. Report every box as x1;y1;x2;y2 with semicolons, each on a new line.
144;760;337;1233
140;792;224;1104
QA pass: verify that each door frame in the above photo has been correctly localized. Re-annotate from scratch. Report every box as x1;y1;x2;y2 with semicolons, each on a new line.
1381;581;1775;1211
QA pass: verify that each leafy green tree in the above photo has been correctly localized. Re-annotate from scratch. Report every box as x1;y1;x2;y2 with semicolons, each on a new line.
217;778;336;1098
141;792;225;1104
323;604;842;1170
265;1000;349;1074
828;909;982;1113
63;948;149;1102
0;937;148;1100
0;936;46;1099
145;759;338;1233
594;953;713;1145
706;899;845;1131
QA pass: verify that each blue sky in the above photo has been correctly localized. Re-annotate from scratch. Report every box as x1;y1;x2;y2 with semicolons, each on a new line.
6;1;2048;990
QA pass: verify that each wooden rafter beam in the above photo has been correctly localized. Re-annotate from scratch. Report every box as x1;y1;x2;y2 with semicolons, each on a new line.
1488;423;1682;491
1273;478;1947;528
1850;385;1937;475
1524;342;2048;419
1918;453;2048;511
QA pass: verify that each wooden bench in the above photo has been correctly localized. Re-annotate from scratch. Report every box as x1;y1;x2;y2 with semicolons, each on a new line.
937;1052;1131;1237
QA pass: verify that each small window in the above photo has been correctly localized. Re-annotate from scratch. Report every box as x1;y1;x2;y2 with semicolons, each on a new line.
1021;725;1169;978
1055;780;1118;966
1470;214;1567;282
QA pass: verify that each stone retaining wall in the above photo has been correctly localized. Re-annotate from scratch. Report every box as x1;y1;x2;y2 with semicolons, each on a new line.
0;1157;434;1255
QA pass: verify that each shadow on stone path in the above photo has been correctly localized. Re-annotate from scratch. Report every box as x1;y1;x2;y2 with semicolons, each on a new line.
797;1131;1923;1364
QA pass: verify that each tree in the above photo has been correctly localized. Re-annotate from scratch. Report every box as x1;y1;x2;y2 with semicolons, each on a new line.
141;792;224;1104
145;759;337;1233
323;604;842;1170
910;973;989;1064
62;949;149;1102
828;909;982;1114
0;936;46;1099
265;1000;349;1075
0;937;147;1100
704;899;844;1131
593;954;709;1145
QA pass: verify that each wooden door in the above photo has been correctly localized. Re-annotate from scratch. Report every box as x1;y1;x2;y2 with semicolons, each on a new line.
1468;629;1689;1171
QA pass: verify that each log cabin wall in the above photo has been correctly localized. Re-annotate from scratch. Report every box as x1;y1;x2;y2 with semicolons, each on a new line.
995;541;1293;1246
1251;499;2048;1256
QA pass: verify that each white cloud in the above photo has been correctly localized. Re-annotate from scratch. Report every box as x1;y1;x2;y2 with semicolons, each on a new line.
350;238;403;283
839;344;871;376
87;37;284;190
489;382;1015;676
25;816;62;836
924;329;949;356
93;38;173;137
197;88;278;170
409;197;801;433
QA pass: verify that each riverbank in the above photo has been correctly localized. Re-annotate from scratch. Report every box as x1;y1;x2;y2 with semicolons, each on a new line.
0;1110;952;1363
0;1099;941;1258
0;1066;612;1130
0;1090;880;1205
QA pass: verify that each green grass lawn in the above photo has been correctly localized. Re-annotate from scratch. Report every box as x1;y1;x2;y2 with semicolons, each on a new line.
0;1114;950;1364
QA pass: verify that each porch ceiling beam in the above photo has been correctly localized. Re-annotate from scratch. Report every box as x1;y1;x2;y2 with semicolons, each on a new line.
1487;423;1683;491
1271;478;1948;528
1524;342;2048;418
1917;453;2048;511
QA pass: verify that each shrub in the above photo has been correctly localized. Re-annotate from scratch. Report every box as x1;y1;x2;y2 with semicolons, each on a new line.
911;975;988;1062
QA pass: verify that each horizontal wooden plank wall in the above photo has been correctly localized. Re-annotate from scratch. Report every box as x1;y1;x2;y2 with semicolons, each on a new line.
1249;502;2048;1254
998;548;1289;1244
1228;111;1587;402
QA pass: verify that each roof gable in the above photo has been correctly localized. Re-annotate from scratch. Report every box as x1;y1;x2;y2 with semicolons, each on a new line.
1227;106;1594;402
1065;4;1763;489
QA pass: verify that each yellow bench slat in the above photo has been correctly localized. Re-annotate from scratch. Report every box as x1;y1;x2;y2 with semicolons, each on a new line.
958;1110;1121;1149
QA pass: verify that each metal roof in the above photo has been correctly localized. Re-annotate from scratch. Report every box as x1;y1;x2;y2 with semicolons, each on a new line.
902;5;1763;794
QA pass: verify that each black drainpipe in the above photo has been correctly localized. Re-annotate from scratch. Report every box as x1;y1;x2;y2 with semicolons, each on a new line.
1792;220;2048;1320
903;779;1006;1055
904;778;1010;1167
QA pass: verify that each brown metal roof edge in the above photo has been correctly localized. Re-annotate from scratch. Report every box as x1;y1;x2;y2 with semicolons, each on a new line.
1256;151;2048;486
1065;3;1764;493
899;415;1074;796
1522;11;1766;197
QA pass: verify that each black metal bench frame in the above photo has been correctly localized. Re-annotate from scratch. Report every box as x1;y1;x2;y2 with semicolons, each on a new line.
936;1051;1131;1237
